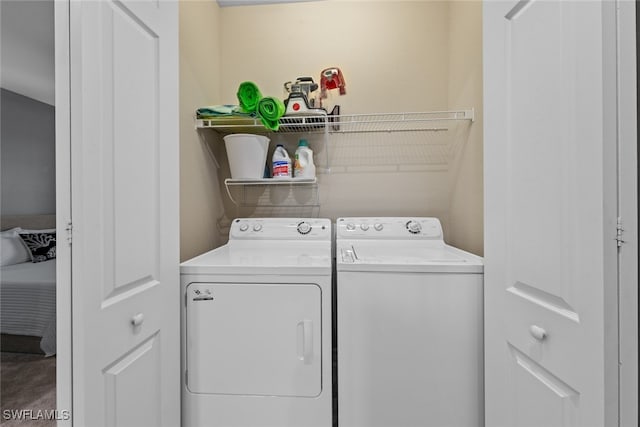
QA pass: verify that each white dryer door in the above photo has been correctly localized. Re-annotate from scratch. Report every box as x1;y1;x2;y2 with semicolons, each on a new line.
186;282;322;397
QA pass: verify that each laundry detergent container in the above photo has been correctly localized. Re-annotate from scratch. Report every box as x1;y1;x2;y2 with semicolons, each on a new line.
223;134;270;179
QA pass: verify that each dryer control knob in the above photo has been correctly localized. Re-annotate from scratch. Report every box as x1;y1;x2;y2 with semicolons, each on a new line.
346;223;356;231
239;223;249;232
253;223;262;232
297;222;312;235
360;223;370;231
406;220;422;234
374;223;384;231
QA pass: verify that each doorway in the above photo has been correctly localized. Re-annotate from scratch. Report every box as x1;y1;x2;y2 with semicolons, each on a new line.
0;1;58;425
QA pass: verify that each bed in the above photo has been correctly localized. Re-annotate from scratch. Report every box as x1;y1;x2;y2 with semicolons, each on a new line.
1;214;56;356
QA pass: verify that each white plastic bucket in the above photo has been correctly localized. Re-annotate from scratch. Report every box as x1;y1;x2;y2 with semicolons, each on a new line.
223;134;270;179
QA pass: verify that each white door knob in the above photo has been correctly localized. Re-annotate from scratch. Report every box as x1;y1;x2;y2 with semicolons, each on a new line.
529;325;547;341
131;313;145;327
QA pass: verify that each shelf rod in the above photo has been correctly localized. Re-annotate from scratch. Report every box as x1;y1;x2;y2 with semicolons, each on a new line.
329;128;449;134
225;178;317;186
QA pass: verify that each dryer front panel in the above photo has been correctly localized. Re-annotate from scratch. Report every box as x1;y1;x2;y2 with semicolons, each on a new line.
186;282;322;397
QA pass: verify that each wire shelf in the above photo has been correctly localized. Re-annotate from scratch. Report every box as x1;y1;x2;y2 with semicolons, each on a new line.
196;115;328;134
224;178;319;207
195;109;474;134
198;109;476;209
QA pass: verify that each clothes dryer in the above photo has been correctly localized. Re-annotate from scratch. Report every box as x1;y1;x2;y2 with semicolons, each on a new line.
336;217;483;427
181;218;333;427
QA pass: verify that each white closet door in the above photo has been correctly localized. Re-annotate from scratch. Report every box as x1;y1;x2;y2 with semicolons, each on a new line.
483;1;619;426
68;1;180;426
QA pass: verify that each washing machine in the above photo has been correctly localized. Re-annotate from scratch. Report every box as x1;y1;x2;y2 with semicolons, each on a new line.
336;217;484;427
180;218;333;427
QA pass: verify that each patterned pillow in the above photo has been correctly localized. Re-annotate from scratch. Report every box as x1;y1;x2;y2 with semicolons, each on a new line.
18;232;56;263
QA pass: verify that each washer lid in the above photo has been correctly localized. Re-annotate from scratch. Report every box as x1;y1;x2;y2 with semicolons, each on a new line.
337;240;483;273
181;240;332;275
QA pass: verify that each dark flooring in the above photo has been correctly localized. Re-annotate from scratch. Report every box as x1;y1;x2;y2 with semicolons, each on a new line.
0;352;56;426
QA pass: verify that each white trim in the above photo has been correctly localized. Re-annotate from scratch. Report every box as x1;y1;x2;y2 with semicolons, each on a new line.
603;2;621;424
617;1;638;425
54;0;72;425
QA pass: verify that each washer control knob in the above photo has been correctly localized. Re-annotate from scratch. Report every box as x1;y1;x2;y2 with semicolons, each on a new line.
406;220;422;234
253;223;262;232
297;221;312;235
239;223;249;232
346;223;356;231
374;223;384;231
360;223;370;231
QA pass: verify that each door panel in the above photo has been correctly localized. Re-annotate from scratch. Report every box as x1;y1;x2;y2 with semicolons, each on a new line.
104;334;161;427
507;0;570;306
506;0;581;310
100;0;161;301
110;0;159;291
70;1;179;426
484;1;618;426
509;345;579;427
186;283;322;397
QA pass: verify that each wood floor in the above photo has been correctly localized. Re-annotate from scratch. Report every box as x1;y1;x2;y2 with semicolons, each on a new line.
0;352;56;427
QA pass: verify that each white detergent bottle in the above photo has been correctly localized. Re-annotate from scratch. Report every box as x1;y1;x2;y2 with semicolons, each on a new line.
294;139;316;179
272;144;292;177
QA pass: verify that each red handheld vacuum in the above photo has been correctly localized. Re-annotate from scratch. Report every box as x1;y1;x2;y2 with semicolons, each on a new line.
320;67;346;99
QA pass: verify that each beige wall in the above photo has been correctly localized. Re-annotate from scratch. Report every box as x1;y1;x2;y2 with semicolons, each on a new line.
179;0;226;261
447;0;483;255
219;1;450;113
180;0;484;256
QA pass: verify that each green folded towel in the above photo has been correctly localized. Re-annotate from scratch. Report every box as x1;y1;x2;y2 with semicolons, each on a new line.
196;105;253;118
257;97;286;131
236;82;262;113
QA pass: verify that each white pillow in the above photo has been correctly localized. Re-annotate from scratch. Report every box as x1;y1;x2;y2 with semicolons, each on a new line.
1;227;31;266
0;227;21;238
20;228;56;233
